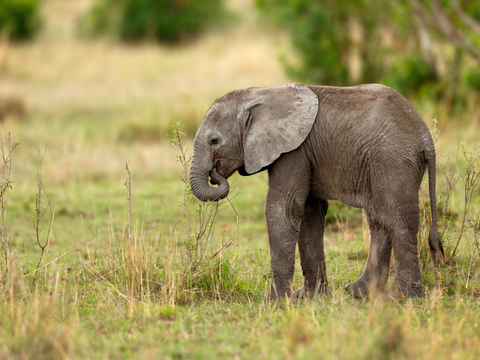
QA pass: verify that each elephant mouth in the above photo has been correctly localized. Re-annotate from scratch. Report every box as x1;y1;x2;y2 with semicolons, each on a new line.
209;173;218;186
238;166;248;176
238;164;268;176
210;165;236;185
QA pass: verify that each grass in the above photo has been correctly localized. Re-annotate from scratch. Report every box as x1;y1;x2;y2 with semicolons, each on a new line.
0;0;480;359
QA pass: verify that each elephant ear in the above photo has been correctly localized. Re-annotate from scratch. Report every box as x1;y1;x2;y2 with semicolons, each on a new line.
241;83;318;174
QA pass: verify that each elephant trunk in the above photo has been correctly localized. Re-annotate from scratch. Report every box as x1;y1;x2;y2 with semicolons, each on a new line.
190;152;229;202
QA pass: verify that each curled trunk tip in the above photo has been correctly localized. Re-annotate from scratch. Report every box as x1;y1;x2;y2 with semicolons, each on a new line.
190;167;229;202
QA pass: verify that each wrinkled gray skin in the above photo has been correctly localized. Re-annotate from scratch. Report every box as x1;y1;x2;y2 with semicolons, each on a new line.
190;83;442;300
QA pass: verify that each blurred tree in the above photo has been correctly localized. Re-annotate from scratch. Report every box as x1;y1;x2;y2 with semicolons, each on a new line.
257;0;480;106
257;0;389;86
407;0;480;103
0;0;42;41
81;0;227;43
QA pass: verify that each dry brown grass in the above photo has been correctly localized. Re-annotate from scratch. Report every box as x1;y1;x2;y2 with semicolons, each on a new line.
1;0;287;112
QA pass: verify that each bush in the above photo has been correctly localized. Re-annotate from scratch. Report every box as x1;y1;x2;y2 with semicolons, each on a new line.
0;0;42;41
82;0;227;43
256;0;389;86
381;52;438;98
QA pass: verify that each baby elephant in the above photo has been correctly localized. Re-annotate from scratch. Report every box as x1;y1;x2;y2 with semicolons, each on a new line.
190;83;442;300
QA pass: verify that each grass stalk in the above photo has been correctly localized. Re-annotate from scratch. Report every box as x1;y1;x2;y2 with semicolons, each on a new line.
452;145;480;258
124;162;132;240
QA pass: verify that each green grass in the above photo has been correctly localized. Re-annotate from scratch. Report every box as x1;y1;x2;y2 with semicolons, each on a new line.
1;0;480;359
1;120;479;358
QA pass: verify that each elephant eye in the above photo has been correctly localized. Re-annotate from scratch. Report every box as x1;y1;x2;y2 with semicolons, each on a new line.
209;137;219;146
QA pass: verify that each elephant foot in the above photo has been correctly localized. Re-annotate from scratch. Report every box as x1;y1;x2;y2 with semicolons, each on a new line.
345;278;382;299
268;283;295;300
295;283;331;299
381;279;424;301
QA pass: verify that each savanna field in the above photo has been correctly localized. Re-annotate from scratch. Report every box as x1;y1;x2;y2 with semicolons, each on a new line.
1;0;480;359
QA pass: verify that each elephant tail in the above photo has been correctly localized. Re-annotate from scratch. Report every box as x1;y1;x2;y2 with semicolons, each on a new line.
426;150;444;264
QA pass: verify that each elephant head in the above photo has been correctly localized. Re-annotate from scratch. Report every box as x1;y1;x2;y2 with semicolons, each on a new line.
190;83;319;201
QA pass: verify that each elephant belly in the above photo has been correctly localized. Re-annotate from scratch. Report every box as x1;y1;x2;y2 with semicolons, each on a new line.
310;180;368;209
309;164;371;210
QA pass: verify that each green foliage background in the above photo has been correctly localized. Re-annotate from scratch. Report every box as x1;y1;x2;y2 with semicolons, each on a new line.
82;0;227;42
256;0;480;106
0;0;42;41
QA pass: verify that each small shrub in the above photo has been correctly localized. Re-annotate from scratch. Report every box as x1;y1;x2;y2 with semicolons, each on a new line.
81;0;227;43
0;0;42;41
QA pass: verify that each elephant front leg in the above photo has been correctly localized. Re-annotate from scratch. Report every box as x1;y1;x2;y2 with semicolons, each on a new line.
296;197;331;298
265;194;304;300
267;227;297;299
345;214;392;299
265;156;310;300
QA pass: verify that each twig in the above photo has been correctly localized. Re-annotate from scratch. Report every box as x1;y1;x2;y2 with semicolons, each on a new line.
32;146;52;284
0;133;20;272
170;123;192;239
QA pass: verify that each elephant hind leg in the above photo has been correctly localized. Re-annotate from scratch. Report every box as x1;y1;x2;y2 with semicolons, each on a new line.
382;206;424;299
296;197;331;298
345;213;392;299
